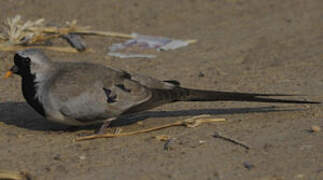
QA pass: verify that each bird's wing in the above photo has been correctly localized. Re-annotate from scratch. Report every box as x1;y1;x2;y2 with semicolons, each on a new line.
101;72;183;116
128;73;180;89
46;62;174;123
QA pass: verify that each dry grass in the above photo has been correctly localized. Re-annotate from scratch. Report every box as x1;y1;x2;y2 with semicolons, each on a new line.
0;15;130;53
0;15;197;53
0;15;101;45
1;15;45;45
76;115;226;141
0;15;136;53
0;170;32;180
0;15;89;52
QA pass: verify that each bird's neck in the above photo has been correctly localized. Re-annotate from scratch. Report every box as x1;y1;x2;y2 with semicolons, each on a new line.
22;74;46;116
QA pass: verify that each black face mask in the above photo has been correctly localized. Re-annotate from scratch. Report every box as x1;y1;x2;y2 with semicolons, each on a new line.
10;54;32;76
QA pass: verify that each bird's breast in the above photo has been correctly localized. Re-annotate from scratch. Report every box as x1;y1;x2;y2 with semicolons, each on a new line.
22;76;46;117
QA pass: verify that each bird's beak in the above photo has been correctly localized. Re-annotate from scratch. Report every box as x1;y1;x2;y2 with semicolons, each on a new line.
4;65;19;78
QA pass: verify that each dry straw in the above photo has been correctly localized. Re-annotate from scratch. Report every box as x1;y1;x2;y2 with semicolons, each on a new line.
0;15;196;53
76;115;226;141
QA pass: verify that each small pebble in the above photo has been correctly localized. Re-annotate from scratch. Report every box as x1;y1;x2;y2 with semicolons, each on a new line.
198;72;205;78
295;174;305;178
53;154;61;161
44;167;51;172
243;161;255;170
310;125;321;132
79;155;86;160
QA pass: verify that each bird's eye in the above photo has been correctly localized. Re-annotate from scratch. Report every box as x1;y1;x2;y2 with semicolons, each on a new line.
24;57;31;63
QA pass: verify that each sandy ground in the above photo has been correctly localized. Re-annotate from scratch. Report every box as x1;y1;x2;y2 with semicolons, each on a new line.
0;0;322;179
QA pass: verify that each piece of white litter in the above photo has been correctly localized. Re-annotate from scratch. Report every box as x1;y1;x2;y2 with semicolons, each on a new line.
107;33;196;58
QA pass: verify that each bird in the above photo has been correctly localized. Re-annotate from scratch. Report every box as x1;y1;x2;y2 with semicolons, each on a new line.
5;49;320;133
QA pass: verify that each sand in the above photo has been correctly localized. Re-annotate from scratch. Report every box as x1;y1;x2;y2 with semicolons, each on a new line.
0;0;322;179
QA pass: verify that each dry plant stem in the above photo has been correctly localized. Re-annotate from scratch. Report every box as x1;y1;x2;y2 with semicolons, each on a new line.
20;20;198;41
213;132;250;150
34;46;80;53
0;170;31;180
76;121;184;141
0;44;80;53
2;16;197;53
76;117;226;141
60;30;198;44
62;30;198;44
32;28;198;42
185;39;198;44
74;30;135;39
28;34;62;44
27;27;134;39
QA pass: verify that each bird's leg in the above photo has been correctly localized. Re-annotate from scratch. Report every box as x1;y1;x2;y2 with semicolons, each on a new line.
96;117;117;134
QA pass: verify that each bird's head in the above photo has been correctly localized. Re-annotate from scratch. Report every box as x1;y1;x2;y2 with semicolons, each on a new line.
5;49;52;78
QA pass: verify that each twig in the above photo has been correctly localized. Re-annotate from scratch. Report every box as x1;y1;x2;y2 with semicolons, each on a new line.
76;121;184;141
26;28;134;39
26;26;197;42
1;15;197;53
0;170;32;180
154;135;172;141
73;30;198;44
184;39;198;44
72;30;135;39
76;115;226;141
213;132;250;150
0;44;85;53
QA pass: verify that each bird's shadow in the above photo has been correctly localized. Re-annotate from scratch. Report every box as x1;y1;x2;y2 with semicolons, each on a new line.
0;102;303;131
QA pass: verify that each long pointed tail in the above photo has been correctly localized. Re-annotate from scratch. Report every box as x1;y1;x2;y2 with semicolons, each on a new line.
123;87;320;115
174;88;320;104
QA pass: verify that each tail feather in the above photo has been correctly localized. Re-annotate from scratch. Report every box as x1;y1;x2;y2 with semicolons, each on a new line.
176;88;320;104
122;87;320;115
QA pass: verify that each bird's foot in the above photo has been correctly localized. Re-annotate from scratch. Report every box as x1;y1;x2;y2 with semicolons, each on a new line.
95;117;116;134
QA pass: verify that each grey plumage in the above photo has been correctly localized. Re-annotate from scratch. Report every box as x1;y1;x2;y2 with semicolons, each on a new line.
7;49;320;128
